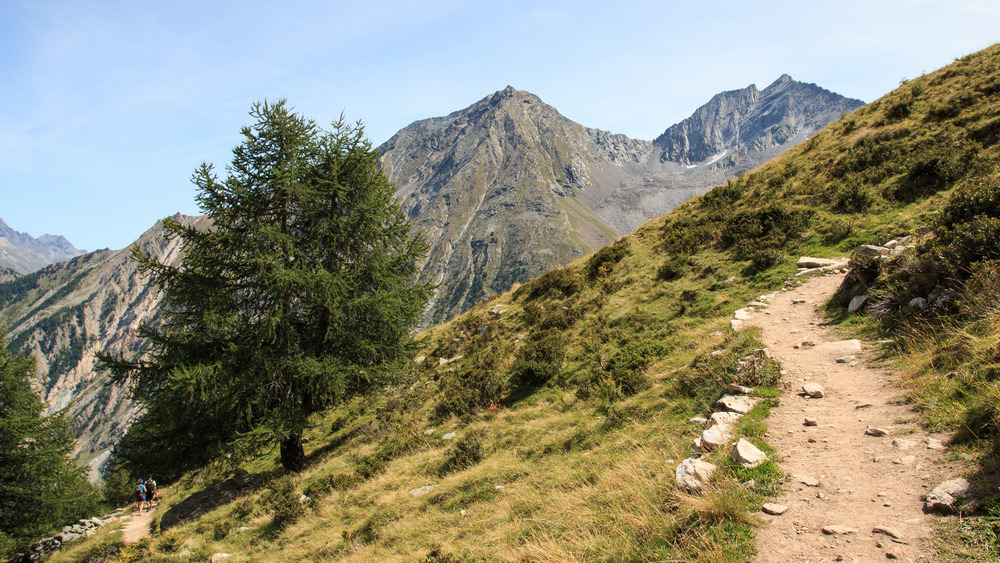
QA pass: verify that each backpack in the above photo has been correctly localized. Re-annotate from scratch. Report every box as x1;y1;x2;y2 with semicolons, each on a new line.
135;483;146;494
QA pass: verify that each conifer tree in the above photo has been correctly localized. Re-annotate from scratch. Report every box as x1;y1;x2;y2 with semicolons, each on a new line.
0;329;98;556
101;100;431;474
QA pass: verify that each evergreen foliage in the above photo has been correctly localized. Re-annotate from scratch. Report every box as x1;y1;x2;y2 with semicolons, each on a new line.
0;329;99;557
100;100;431;476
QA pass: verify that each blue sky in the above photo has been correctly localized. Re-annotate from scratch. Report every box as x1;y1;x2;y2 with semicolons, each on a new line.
2;0;998;251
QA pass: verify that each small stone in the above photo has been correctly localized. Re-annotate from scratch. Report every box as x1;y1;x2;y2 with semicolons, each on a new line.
726;383;754;395
710;411;742;426
423;428;436;435
865;427;889;437
801;383;825;398
210;554;234;562
804;417;818;426
714;394;756;415
925;478;971;514
795;474;821;487
410;484;438;497
700;423;733;451
891;439;916;450
441;432;456;440
688;416;709;425
886;551;900;560
731;438;767;468
836;355;855;363
800;340;816;347
926;438;945;450
762;503;788;515
414;355;426;364
872;526;904;540
822;525;858;535
676;458;717;494
848;293;869;313
792;298;807;304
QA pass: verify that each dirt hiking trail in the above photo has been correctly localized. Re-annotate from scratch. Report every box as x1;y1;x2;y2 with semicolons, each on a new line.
749;272;960;562
121;506;155;544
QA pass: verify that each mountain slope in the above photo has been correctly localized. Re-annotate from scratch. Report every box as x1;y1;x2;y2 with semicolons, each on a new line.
0;214;207;480
64;43;1000;562
0;217;87;274
381;80;862;324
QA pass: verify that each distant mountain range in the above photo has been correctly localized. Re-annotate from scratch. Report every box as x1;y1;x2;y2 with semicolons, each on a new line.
0;217;87;274
0;78;862;476
380;76;863;324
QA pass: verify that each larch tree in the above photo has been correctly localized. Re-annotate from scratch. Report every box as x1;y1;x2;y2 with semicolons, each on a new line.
0;329;99;557
101;100;431;474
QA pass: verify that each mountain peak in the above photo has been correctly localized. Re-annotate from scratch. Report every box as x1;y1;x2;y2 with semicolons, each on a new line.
0;216;86;274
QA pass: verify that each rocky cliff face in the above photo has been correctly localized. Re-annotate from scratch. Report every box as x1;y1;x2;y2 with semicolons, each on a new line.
0;217;87;274
381;79;863;325
653;75;864;167
0;214;206;480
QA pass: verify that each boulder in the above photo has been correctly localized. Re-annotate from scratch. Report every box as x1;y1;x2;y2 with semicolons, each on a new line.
710;411;742;427
762;503;788;515
726;383;754;395
731;438;767;468
700;423;733;451
848;293;868;313
856;245;888;258
675;458;717;494
801;383;825;398
410;484;438;497
924;478;971;514
714;394;756;415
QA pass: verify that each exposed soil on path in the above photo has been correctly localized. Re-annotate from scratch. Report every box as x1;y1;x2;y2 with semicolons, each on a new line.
121;506;156;544
749;272;961;562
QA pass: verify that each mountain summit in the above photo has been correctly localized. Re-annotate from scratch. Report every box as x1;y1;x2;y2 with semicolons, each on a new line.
0;217;87;274
380;80;863;324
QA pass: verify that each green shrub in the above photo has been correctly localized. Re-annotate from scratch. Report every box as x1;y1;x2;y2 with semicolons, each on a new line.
656;260;685;281
940;176;1000;226
515;267;580;300
439;432;486;475
262;477;304;532
509;332;565;389
719;205;811;258
306;473;359;497
834;177;877;213
745;250;782;274
587;239;631;280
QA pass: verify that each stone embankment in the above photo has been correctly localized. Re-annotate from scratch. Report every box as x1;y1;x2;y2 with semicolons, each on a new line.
9;510;126;562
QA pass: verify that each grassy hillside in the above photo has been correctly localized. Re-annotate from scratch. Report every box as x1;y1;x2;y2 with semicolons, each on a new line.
53;43;1000;561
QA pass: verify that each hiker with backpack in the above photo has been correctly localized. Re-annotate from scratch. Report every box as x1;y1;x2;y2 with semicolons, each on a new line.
134;479;147;512
144;475;157;507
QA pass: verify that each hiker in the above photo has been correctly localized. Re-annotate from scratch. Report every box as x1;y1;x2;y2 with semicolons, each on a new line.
144;475;158;506
134;479;147;512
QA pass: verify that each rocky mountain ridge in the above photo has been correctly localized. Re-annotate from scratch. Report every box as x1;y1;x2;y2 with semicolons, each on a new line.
0;217;87;274
381;79;863;324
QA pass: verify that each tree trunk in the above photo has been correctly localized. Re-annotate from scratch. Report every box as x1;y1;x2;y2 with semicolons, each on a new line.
280;434;305;472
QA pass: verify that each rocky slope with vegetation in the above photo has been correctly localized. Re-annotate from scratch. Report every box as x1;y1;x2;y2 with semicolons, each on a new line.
380;80;862;324
39;44;1000;561
0;214;208;481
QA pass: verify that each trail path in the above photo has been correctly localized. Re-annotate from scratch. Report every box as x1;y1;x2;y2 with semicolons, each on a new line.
121;506;156;544
749;272;959;562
